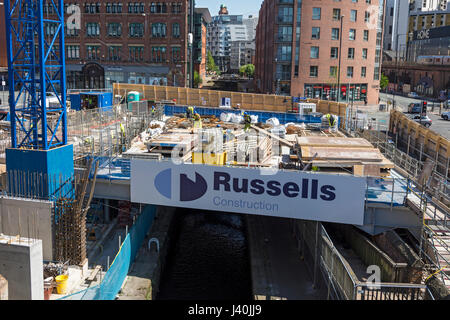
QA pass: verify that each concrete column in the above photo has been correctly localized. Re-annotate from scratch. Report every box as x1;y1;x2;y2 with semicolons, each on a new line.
0;274;7;300
104;199;110;223
0;237;44;300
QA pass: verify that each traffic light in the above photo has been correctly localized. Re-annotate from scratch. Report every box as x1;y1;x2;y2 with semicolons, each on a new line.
422;101;427;114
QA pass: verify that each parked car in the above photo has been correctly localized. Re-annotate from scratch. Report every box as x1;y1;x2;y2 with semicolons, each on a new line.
441;111;450;120
408;92;419;98
408;103;422;114
410;114;432;127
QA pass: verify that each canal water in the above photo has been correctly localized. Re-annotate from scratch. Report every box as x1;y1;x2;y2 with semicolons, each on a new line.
156;208;253;300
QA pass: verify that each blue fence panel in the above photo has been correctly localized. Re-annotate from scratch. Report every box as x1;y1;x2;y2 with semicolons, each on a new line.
60;205;157;300
163;105;324;125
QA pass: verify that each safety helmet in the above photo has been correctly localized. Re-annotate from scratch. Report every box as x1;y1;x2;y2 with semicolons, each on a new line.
217;124;221;128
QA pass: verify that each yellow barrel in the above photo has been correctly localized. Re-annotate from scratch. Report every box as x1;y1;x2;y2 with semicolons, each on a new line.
55;275;69;294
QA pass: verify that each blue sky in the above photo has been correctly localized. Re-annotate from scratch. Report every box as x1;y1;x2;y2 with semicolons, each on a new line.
195;0;262;18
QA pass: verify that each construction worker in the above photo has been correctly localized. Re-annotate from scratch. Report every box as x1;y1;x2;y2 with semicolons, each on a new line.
186;106;194;119
326;113;337;128
151;105;156;118
243;111;251;131
119;123;126;151
193;112;202;131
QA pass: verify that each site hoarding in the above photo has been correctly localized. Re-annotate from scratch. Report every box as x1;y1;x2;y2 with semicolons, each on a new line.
131;160;366;225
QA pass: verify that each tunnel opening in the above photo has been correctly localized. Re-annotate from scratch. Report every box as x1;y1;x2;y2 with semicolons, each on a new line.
156;207;253;300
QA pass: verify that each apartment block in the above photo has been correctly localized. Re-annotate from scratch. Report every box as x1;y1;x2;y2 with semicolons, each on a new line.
256;0;386;105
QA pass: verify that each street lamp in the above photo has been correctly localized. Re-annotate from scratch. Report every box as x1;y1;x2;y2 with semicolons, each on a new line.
337;15;344;103
392;33;408;111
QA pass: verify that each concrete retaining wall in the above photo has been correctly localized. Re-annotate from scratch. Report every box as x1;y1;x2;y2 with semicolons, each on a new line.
373;230;423;283
0;197;53;261
146;206;177;300
333;224;407;283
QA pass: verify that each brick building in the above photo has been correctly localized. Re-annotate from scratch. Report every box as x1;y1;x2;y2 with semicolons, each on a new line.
194;8;211;87
55;1;193;89
255;0;386;105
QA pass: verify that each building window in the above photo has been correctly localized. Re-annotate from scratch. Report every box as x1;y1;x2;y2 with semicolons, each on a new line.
152;23;167;37
330;66;337;77
312;7;321;20
311;27;320;40
350;10;357;22
330;47;338;59
363;30;369;41
108;46;121;61
374;66;380;80
332;8;341;21
364;11;370;23
171;2;182;14
362;48;368;59
86;23;100;37
172;46;181;62
348;47;355;59
151;46;167;62
278;26;293;42
347;66;353;78
349;28;356;40
107;23;122;37
67;45;80;59
129;23;144;37
86;45;100;60
278;7;294;23
361;67;366;77
172;23;180;38
277;45;292;61
310;46;319;59
129;46;144;61
331;28;339;40
310;66;318;77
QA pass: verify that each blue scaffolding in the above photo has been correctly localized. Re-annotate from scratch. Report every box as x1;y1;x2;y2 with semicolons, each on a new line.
4;0;67;150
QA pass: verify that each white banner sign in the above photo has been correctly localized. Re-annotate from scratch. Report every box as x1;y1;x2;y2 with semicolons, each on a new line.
131;160;366;225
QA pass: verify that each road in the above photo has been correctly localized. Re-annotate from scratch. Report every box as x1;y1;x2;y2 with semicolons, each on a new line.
380;93;450;140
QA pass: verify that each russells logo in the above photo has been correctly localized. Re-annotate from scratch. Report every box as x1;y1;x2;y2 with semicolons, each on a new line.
154;169;337;203
154;169;208;202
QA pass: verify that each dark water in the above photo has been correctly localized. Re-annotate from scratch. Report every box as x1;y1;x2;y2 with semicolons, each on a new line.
156;208;253;300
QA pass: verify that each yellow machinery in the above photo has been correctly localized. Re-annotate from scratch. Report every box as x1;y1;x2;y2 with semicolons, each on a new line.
192;128;227;166
192;152;227;166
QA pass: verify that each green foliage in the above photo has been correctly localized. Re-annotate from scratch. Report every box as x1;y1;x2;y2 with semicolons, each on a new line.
194;71;202;88
207;51;219;74
239;64;255;78
380;74;389;90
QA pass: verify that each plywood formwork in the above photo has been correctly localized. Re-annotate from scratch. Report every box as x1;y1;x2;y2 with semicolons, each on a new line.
301;147;385;162
296;136;374;149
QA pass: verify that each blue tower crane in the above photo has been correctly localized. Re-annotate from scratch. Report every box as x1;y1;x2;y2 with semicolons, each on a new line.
4;0;74;200
5;0;67;150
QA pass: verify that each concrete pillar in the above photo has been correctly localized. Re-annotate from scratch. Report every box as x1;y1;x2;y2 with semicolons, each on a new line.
0;274;7;300
104;199;110;223
0;237;44;300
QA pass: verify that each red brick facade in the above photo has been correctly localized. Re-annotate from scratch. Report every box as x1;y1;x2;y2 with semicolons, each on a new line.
256;0;385;104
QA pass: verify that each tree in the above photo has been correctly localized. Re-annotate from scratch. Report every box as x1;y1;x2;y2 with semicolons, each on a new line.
239;64;255;78
207;50;219;74
380;74;389;90
194;71;202;88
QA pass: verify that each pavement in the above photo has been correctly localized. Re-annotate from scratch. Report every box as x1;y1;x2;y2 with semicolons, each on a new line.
247;215;326;300
380;92;450;140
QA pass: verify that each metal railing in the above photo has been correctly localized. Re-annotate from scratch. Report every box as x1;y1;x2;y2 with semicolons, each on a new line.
294;220;433;300
353;122;450;293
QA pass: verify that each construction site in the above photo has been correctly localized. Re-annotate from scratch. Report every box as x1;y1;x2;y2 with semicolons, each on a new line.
1;0;450;302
